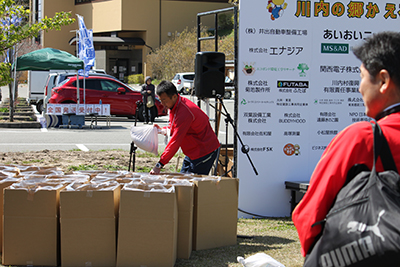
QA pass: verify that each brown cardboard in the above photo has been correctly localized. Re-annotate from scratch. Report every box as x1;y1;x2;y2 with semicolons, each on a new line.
60;183;120;267
116;185;178;267
217;148;234;177
0;177;21;253
192;176;239;250
174;184;194;259
2;183;65;266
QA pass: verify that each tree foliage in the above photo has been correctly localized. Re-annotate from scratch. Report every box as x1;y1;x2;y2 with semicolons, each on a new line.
0;0;75;86
147;26;235;81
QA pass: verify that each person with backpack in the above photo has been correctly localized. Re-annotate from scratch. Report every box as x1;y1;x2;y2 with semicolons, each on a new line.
292;31;400;258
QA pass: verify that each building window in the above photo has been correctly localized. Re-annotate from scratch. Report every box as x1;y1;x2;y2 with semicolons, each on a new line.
75;0;92;4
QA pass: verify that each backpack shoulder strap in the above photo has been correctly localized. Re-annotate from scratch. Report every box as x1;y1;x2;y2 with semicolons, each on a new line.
372;122;398;172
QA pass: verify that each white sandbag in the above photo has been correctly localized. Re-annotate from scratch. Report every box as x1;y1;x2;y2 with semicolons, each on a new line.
237;253;285;267
130;125;158;155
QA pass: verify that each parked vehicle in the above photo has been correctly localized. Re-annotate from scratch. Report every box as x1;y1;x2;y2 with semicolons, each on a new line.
28;70;51;113
42;73;58;113
49;75;167;120
43;72;117;113
30;69;110;113
171;72;195;95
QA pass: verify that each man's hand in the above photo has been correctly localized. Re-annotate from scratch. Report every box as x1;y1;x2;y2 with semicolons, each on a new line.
150;162;163;175
153;124;167;136
150;166;161;175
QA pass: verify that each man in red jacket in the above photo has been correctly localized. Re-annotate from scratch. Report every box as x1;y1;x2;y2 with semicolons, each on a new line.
293;31;400;256
150;80;220;175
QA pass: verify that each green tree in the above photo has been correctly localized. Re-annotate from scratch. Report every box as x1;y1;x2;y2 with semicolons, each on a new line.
1;0;75;121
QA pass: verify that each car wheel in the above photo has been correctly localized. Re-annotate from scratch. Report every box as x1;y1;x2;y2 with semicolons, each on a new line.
224;91;232;99
36;100;43;114
136;105;145;122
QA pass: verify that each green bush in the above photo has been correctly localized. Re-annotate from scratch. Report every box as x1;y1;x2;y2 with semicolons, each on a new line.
126;74;144;84
147;26;234;81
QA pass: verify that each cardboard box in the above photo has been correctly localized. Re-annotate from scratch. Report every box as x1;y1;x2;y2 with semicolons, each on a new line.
2;182;65;266
167;182;194;259
116;184;178;267
60;182;120;267
0;176;21;253
217;148;234;177
191;176;239;250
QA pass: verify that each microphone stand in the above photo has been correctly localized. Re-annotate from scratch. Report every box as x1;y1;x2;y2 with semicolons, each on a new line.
215;94;258;176
128;101;141;172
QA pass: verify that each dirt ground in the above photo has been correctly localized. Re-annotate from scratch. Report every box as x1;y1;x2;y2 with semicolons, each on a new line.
0;150;182;173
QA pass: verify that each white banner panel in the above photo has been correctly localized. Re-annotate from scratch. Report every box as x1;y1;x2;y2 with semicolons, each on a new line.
238;0;400;216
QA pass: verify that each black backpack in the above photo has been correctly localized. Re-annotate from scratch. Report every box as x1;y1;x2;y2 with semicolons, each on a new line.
304;122;400;267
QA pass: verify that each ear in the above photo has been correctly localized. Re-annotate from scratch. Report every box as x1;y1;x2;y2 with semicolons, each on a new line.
378;69;391;94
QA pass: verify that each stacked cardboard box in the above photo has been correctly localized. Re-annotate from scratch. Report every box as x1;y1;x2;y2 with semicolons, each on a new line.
0;166;239;266
117;183;178;267
169;181;194;259
191;176;239;250
60;182;121;267
2;182;66;266
0;175;22;253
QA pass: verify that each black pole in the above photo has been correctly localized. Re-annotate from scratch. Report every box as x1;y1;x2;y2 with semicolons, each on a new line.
129;101;141;172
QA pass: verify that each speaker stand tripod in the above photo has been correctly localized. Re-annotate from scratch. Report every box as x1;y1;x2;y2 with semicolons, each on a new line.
214;94;258;176
128;101;141;172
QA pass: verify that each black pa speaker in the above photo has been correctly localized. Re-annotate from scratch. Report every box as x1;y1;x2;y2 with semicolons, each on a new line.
195;52;225;98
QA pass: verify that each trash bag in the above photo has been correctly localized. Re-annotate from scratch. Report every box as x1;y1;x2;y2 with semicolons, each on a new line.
237;253;285;267
130;125;158;155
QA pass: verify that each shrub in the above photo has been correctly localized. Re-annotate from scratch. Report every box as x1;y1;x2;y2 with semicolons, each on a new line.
126;74;144;84
147;26;234;81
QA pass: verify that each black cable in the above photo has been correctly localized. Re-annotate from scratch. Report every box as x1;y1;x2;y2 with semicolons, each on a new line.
238;208;272;219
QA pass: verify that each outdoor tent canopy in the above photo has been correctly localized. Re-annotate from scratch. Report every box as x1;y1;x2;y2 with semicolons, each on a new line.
14;48;84;71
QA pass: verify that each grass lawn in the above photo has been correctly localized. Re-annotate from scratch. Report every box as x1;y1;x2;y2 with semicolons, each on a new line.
175;217;304;267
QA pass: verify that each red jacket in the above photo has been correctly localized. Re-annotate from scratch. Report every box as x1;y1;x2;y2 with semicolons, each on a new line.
292;112;400;256
159;95;220;166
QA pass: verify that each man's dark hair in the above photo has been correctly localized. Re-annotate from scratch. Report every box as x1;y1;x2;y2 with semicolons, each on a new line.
353;31;400;86
156;80;178;97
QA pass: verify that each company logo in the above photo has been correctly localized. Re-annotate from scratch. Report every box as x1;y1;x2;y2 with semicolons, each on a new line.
314;98;345;105
321;43;349;54
297;63;309;77
277;81;309;88
347;210;385;241
320;236;375;267
283;143;300;156
250;146;273;152
267;0;288;20
243;62;255;76
240;98;274;105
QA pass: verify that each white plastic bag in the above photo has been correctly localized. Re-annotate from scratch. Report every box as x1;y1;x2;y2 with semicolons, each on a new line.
130;125;158;155
237;253;285;267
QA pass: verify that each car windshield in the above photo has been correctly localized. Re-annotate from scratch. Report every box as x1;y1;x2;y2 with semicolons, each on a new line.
57;78;70;87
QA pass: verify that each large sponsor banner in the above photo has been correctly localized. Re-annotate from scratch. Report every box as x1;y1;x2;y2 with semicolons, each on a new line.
238;0;400;216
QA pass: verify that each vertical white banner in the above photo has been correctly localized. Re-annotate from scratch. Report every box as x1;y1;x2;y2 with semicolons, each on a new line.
238;0;400;216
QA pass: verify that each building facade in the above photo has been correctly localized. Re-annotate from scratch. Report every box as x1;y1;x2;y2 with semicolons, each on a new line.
40;0;231;80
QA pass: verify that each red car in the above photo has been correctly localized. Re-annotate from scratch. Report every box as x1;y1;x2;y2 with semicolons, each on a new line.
49;75;167;121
